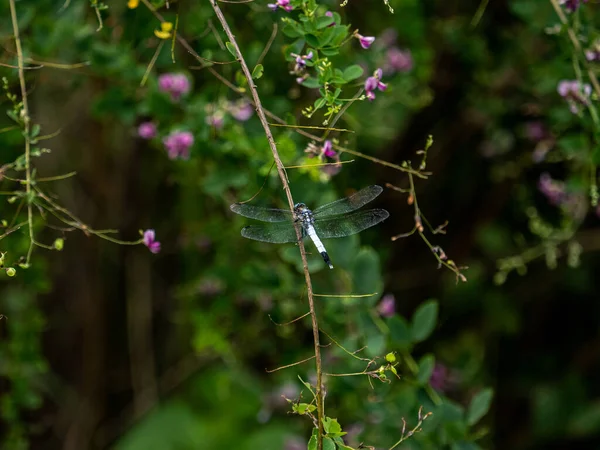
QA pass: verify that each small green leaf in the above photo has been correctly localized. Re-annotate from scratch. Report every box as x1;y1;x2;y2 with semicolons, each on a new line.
305;34;320;48
314;97;327;110
316;15;335;29
389;316;412;350
251;64;264;80
343;65;364;82
385;352;397;363
308;433;317;450
411;300;438;342
294;402;316;415
417;354;435;385
225;42;238;58
323;437;336;450
466;388;494;426
30;123;41;138
320;47;338;56
301;77;321;89
322;417;345;437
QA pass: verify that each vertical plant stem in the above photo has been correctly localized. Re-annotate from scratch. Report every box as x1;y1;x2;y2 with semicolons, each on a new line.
9;0;35;265
207;1;325;447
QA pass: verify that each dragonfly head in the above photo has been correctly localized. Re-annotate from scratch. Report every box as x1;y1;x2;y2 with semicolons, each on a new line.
294;202;307;212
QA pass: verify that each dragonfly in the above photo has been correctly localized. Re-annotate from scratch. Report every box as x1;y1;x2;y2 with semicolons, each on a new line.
230;185;389;269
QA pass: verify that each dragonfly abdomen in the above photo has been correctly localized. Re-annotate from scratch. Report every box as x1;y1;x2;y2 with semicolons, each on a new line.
305;224;334;269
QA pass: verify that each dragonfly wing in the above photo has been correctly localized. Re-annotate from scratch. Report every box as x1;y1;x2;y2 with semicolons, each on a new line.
240;222;302;243
230;203;293;222
313;209;389;239
313;185;383;217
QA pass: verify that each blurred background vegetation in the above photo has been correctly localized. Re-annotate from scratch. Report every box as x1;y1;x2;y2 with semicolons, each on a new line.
1;0;600;449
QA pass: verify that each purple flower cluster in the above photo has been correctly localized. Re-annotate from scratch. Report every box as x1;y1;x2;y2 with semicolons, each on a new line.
304;140;342;176
143;229;161;254
375;28;414;75
158;73;191;101
557;80;591;114
163;131;194;160
365;68;387;101
228;100;254;121
384;47;413;74
291;51;313;72
559;0;588;12
538;173;587;218
538;173;568;206
268;0;292;11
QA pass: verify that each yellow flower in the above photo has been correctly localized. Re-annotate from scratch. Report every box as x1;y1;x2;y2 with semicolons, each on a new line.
154;22;173;39
127;0;139;8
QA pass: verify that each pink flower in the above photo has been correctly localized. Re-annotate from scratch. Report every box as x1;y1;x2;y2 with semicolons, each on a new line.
137;121;157;139
158;73;191;101
557;79;591;113
356;33;375;49
205;113;225;129
559;0;588;12
163;131;194;160
377;294;395;317
383;47;413;74
322;140;336;158
143;229;161;254
364;68;387;101
268;0;293;11
229;100;254;121
324;11;335;27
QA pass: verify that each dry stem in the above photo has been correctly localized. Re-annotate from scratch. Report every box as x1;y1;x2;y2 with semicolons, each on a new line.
207;0;325;447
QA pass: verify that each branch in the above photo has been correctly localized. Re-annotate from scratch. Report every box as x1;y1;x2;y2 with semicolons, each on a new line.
206;1;325;447
9;0;35;266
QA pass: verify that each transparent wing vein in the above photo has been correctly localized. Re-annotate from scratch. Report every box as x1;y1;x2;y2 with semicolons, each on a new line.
240;222;301;243
230;203;293;222
313;209;389;239
313;185;383;217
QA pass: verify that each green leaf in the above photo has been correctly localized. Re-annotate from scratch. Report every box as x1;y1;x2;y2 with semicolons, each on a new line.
351;247;382;298
308;434;317;450
343;65;364;82
388;316;412;350
251;64;264;80
293;402;317;415
316;15;335;29
305;34;320;48
332;436;355;450
466;388;494;426
225;41;238;58
323;437;336;450
301;77;321;89
30;123;41;138
410;300;438;342
417;354;435;385
322;417;346;437
314;97;326;110
320;47;338;56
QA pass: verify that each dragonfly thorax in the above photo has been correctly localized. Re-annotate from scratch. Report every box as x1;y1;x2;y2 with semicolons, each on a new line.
293;203;315;225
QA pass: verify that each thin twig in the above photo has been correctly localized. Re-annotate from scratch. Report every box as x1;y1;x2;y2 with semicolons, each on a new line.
207;1;325;447
256;23;278;67
9;0;35;266
268;311;311;326
266;355;316;373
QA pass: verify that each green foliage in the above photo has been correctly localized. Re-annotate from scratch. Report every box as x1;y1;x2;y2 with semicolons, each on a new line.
410;299;438;342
